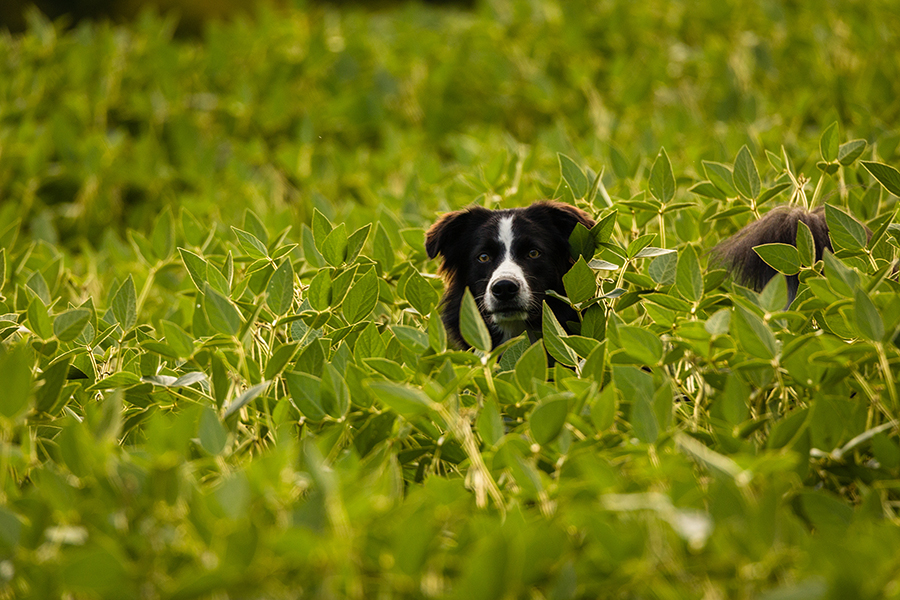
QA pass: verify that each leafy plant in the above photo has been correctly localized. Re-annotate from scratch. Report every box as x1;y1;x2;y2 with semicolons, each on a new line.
1;2;900;598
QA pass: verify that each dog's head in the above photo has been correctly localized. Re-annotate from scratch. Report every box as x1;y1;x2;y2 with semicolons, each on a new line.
426;201;595;345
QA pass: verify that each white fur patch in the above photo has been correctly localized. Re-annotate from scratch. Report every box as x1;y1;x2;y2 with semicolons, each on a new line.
485;216;532;321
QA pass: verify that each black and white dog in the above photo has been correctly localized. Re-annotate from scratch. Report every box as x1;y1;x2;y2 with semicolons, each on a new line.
425;201;595;348
427;201;831;348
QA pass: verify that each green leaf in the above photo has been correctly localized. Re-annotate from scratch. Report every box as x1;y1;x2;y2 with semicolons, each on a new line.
203;284;242;336
151;206;175;261
758;274;788;312
559;153;589;199
0;248;6;290
562;257;596;305
143;372;207;388
854;288;884;342
796;220;815;267
87;371;142;392
614;366;657;443
35;356;71;413
27;298;53;340
198;406;228;455
733;145;760;200
477;399;504;447
0;343;32;418
633;246;676;259
460;288;492;352
837;139;867;166
207;261;231;296
861;161;900;197
346;224;371;264
590;385;616;431
825;203;867;251
404;270;439;316
312;209;333;253
591;211;617;245
331;265;358;306
530;397;569;446
307;269;333;311
264;342;299;379
368;381;435;418
26;271;50;305
757;182;792;206
179;248;208;291
266;259;295;316
373;223;395;271
53;308;91;343
822;251;858;297
675;244;702;302
232;227;269;260
766;150;784;172
364;357;406;380
568;222;595;260
161;320;195;358
223;381;270;419
647;253;677;285
626;233;657;259
717;373;749;425
732;306;776;360
702;161;737;198
753;243;801;275
427;311;447;353
321;363;350;419
343;269;380;324
617;326;663;366
285;372;326;421
321;223;348;267
542;302;578;367
819;121;839;163
648;147;676;203
689;181;727;201
515;341;547;391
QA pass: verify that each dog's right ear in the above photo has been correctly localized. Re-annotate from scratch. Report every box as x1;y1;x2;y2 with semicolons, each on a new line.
425;206;492;265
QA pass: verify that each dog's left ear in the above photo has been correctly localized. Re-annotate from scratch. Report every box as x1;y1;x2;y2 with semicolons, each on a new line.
524;201;596;240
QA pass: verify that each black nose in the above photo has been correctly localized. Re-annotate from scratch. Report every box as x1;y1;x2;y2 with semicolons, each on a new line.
491;279;520;302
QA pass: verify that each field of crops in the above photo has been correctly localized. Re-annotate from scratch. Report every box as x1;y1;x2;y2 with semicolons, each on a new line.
2;1;900;597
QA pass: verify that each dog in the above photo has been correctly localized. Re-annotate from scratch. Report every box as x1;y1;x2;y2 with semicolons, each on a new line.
426;202;835;349
425;201;595;349
711;206;832;302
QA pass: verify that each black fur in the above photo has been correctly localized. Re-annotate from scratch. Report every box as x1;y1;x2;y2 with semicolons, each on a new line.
711;206;832;301
426;201;595;349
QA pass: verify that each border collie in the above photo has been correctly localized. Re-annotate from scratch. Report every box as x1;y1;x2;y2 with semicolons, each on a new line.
425;201;595;349
427;202;833;348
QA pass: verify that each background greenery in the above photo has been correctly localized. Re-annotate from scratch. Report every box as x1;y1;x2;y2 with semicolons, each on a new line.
2;0;900;598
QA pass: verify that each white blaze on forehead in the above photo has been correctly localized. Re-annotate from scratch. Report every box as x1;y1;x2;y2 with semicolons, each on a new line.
485;215;531;315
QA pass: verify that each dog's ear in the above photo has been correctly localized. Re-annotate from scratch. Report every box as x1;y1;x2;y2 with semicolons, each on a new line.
524;201;596;240
425;206;493;265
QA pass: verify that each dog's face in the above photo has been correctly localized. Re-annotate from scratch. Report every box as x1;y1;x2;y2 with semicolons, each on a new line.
426;201;595;347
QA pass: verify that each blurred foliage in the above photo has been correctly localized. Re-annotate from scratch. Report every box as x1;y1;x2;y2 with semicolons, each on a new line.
2;1;900;598
1;0;899;248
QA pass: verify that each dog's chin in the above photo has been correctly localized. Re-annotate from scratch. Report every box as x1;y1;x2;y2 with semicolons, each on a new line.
488;310;531;338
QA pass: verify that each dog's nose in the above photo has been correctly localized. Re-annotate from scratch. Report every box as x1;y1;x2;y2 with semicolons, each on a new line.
491;279;520;302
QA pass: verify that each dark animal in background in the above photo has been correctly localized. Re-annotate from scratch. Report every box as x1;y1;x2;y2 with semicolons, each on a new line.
425;201;595;349
711;206;833;302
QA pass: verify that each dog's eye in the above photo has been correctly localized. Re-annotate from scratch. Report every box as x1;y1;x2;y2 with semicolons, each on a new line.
477;253;491;263
527;249;541;259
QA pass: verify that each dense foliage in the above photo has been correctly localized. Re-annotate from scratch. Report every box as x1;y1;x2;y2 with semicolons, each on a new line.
2;1;900;598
